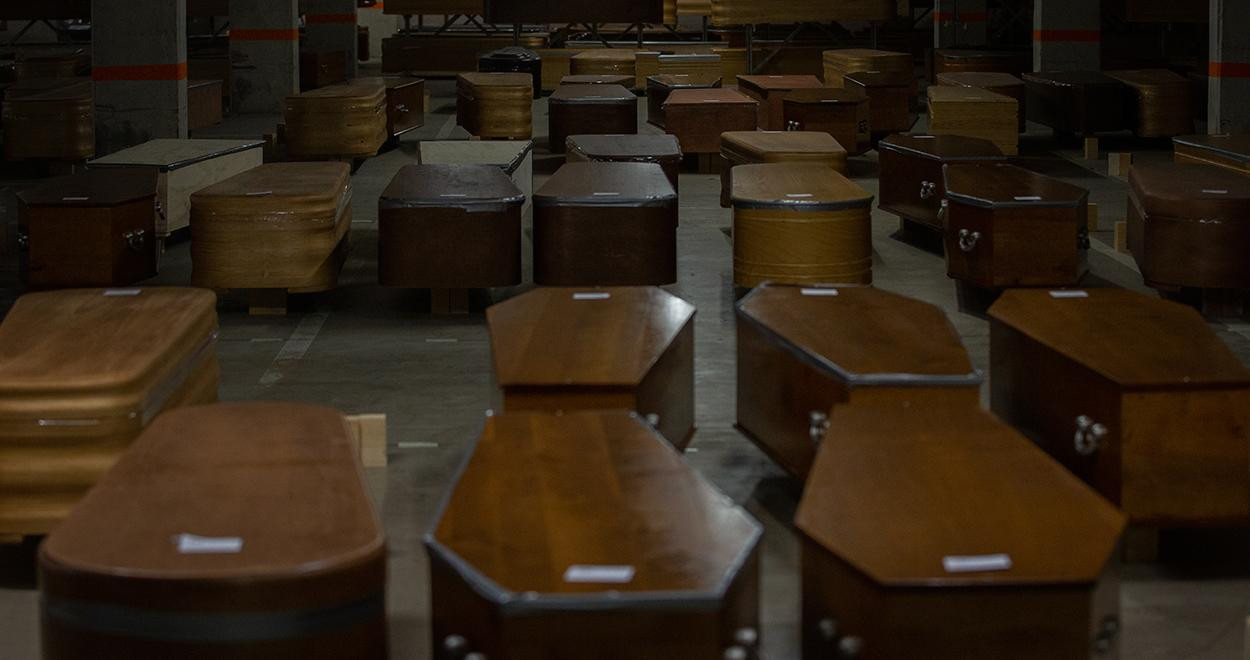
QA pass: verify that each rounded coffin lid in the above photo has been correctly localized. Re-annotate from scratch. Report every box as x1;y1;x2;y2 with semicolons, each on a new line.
379;163;524;210
17;168;156;208
191;162;351;216
878;133;1005;162
566;133;682;161
729;163;872;211
1129;161;1250;220
1173;134;1250;165
533;161;675;207
943;162;1088;209
721;131;846;161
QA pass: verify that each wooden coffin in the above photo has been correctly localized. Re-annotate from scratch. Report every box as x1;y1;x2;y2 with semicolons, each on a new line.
1105;69;1193;138
428;410;760;659
646;74;721;129
1022;72;1126;136
88;138;264;237
926;85;1018;156
383;34;547;77
720;131;847;208
285;81;388;159
570;50;637;79
478;47;543;98
562;74;633;86
533;162;678;286
731;164;874;287
822;48;911;87
2;78;93;161
567;134;682;193
844;70;912;139
932;49;1028;79
535;48;579;91
456;72;533;140
418;140;534;225
736;283;980;478
936;71;1025;132
1127;162;1250;291
1173;134;1250;177
485;0;665;24
486;287;696;448
18;169;158;288
188;56;232;104
798;403;1125;660
988;288;1250;525
877;133;1004;232
548;84;638;154
736;74;823;131
656;54;721;84
711;0;894;26
14;48;86;80
299;49;349;91
190;162;352;293
780;88;871;156
365;76;426;139
0;288;219;536
378;164;524;289
713;47;749;83
186;79;223;131
678;0;713;14
663;87;758;154
384;0;484;14
39;403;386;659
942;163;1089;289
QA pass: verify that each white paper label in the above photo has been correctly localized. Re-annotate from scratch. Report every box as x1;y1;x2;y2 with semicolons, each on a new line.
572;292;611;301
440;193;468;197
1049;290;1089;299
563;564;635;584
786;193;814;198
593;192;620;196
175;534;243;554
61;196;89;201
103;289;142;297
244;190;273;197
943;553;1012;573
914;135;936;139
800;288;840;297
1013;196;1042;202
1202;189;1229;195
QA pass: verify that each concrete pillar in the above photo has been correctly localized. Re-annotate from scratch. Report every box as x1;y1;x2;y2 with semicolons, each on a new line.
1210;0;1250;134
934;0;988;49
357;3;399;64
304;0;359;79
229;0;300;114
1033;0;1100;72
91;0;187;155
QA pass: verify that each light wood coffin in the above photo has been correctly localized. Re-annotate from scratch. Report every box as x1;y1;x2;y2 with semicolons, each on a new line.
486;286;696;449
663;88;758;154
2;78;94;161
418;140;534;225
0;287;219;536
877;133;1004;232
427;410;761;660
926;85;1018;156
736;283;981;479
989;288;1250;526
456;72;533;140
936;71;1026;132
720;131;848;208
39;402;386;659
1173;134;1250;176
822;48;911;87
547;84;638;154
570;49;637;78
284;81;388;159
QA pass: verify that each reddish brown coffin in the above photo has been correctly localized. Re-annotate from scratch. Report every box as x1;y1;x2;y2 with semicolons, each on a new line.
566;133;682;193
187;79;223;131
547;84;637;154
1022;71;1126;136
736;74;823;131
877;133;1004;232
989;288;1250;525
486;286;695;449
378;164;524;288
780;88;871;156
932;49;1028;78
1172;134;1250;176
646;74;720;129
39;403;387;659
360;75;426;138
663;88;757;154
736;284;981;479
428;410;760;660
843;70;912;139
1105;69;1192;138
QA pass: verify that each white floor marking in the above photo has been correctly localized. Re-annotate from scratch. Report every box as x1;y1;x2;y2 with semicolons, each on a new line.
398;441;440;449
258;313;329;386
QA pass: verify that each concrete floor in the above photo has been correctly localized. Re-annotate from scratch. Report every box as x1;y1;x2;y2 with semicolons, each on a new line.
2;75;1250;659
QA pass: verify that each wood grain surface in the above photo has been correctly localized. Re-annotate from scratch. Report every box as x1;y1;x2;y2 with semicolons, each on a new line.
1106;69;1193;138
663;88;758;154
822;48;911;87
735;75;823;131
2;78;94;160
456;72;533;139
284;81;388;159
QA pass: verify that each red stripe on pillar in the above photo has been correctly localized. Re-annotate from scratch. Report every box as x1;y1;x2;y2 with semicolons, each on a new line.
1210;62;1250;78
935;10;987;21
1033;29;1101;43
934;11;954;20
231;28;301;41
306;13;356;24
92;62;187;81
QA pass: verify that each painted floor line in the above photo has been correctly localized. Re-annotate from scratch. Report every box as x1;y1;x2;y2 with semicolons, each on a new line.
259;313;329;386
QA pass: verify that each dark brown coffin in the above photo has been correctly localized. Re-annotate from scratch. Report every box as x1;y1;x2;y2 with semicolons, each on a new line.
563;74;634;86
877;133;1004;232
547;84;637;154
989;288;1250;525
378;164;524;288
1173;134;1250;176
427;410;760;660
798;403;1125;660
942;163;1089;288
188;56;231;104
382;33;548;76
1022;71;1126;136
1105;69;1192;138
478;47;542;98
780;87;871;156
484;0;664;24
646;74;721;129
486;286;696;449
566;133;682;193
533;162;677;285
1127;162;1250;291
736;74;823;131
380;76;425;138
187;79;223;131
843;70;912;139
39;402;387;659
663;87;758;154
932;49;1028;79
935;71;1026;132
18;169;158;288
735;284;981;479
300;49;349;91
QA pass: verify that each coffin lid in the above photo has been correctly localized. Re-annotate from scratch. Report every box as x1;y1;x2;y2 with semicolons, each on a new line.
457;71;532;87
191;162;351;216
1173;134;1250;164
663;87;756;106
736;74;823;91
427;411;760;612
534;162;676;207
796;404;1124;587
40;403;385;609
417;139;533;175
480;46;541;63
1105;68;1188;89
935;71;1023;89
288;79;385;101
566;133;682;162
647;73;721;90
989;288;1250;388
944;163;1088;209
487;286;694;386
17;168;156;207
549;83;635;103
843;69;913;87
571;49;636;62
88;138;264;172
878;133;1005;162
660;53;719;64
781;87;868;105
927;84;1016;105
730;163;872;211
379;164;524;211
721;131;846;162
5;77;91;101
1022;71;1118;88
735;284;980;386
563;74;634;86
1129;162;1250;220
822;48;910;64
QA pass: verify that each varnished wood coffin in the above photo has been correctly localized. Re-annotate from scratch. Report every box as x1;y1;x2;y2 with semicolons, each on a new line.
567;134;682;193
39;403;386;659
932;49;1028;79
88;138;264;236
942;163;1089;288
569;49;637;80
2;78;93;161
844;70;913;139
0;288;219;536
14;48;86;80
533;162;678;285
736;74;823;131
563;74;634;86
383;34;546;77
926;85;1018;156
1173;134;1250;176
822;48;911;87
427;410;760;660
731;164;873;287
486;287;696;448
711;0;894;26
365;76;426;138
478;47;542;98
1105;69;1192;138
1127;162;1250;291
798;403;1125;660
780;88;871;156
989;288;1250;525
646;74;721;129
877;133;1004;232
18;169;158;288
936;71;1025;132
547;84;637;154
285;81;388;159
1022;72;1126;136
190;162;352;293
456;72;533;140
736;284;980;478
720;131;848;208
187;79;223;131
418;140;534;225
299;49;348;91
663;87;758;154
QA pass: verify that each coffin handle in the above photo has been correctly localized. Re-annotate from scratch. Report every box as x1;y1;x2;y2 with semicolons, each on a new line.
1074;415;1108;456
443;634;469;659
15;228;28;251
396;103;410;114
644;412;661;428
1092;615;1120;655
124;229;147;252
919;180;936;200
785;120;801;131
957;228;980;253
838;637;864;658
809;411;830;446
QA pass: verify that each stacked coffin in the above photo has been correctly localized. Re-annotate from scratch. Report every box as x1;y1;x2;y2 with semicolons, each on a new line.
284;81;388;160
456;72;533;140
719;131;848;207
780;88;871;156
822;48;911;87
646;75;722;128
877;133;1005;234
926;85;1018;155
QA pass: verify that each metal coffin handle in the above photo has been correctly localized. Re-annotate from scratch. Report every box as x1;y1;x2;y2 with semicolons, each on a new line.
809;411;830;446
957;228;981;253
1092;615;1120;655
1074;415;1108;456
817;618;863;659
919;180;936;200
124;229;147;252
785;120;802;131
396;103;410;114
